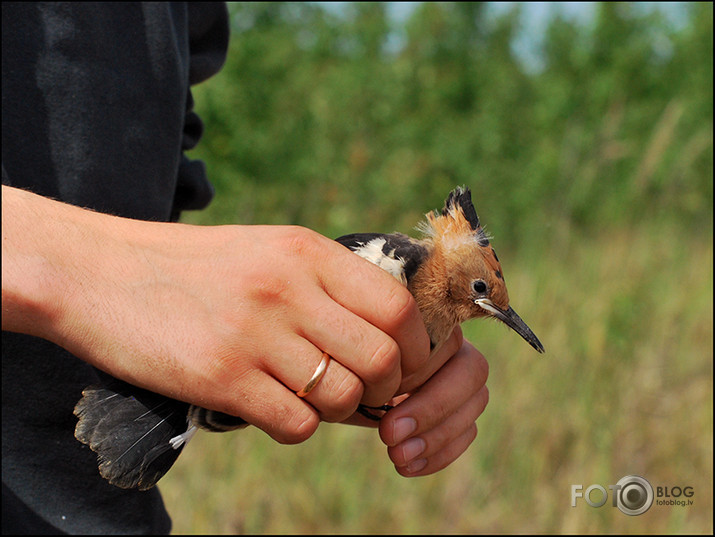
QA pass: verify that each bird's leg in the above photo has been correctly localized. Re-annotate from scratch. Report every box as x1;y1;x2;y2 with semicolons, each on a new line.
356;403;394;421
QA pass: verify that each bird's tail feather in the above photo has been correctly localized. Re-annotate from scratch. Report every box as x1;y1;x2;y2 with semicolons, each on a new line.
74;381;191;490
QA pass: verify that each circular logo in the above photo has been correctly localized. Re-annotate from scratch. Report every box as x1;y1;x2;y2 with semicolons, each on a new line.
615;475;654;516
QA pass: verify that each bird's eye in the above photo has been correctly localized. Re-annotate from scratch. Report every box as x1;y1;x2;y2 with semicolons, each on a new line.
472;279;488;294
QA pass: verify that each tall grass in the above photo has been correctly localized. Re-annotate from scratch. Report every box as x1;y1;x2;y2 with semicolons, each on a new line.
160;222;713;534
160;6;712;530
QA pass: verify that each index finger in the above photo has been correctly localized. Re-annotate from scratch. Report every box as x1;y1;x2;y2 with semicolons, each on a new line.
317;235;431;390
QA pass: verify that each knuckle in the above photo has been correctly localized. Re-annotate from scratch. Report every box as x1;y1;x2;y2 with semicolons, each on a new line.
480;385;490;411
466;422;478;443
430;395;452;424
274;411;319;445
447;328;462;356
208;357;257;407
357;338;401;407
366;337;401;384
382;284;417;327
476;350;489;383
321;375;364;423
280;226;323;258
406;332;432;374
461;343;489;385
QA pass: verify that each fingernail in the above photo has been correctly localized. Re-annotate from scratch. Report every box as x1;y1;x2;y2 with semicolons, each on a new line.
400;437;426;462
392;417;417;445
405;458;427;474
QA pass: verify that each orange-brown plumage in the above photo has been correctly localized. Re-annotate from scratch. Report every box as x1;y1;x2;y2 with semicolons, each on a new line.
74;185;544;492
338;187;543;354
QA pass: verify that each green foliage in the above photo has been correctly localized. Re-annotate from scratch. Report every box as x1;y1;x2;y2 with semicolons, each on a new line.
170;2;713;533
162;224;713;534
183;1;712;248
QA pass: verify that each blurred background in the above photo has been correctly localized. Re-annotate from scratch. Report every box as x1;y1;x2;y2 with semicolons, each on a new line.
161;2;713;533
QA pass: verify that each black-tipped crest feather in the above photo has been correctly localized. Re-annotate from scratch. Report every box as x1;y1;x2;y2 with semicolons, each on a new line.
73;185;543;490
443;186;480;230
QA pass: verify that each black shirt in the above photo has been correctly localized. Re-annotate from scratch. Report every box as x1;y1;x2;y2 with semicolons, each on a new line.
1;3;229;533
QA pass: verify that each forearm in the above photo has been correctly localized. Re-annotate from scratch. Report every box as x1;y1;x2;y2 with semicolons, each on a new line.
2;185;184;385
2;184;427;439
2;185;103;341
3;184;203;394
3;185;489;479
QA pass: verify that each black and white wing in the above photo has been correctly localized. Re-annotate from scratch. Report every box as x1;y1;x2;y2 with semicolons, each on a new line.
335;232;429;286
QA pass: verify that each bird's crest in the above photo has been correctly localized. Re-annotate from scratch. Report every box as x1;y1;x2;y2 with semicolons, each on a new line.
444;186;480;230
419;186;491;248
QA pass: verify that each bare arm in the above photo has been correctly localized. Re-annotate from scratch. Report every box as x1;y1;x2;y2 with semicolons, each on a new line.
2;184;430;442
3;184;489;475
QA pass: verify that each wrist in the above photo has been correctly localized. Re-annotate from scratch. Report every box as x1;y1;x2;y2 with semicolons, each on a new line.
2;186;70;339
2;186;135;351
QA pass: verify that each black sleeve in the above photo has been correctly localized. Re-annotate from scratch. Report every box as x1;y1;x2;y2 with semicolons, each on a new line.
1;3;229;534
187;2;229;85
173;2;229;219
1;2;229;221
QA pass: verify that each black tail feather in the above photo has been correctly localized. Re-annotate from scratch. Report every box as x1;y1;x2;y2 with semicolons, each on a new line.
74;381;191;490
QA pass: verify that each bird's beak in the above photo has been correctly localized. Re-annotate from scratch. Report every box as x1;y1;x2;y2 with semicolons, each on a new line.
475;299;545;353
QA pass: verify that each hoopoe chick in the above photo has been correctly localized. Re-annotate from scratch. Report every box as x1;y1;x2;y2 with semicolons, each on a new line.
74;186;543;491
337;186;544;355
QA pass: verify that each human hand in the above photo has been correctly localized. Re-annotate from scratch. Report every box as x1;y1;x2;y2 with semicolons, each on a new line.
2;186;431;445
371;327;490;476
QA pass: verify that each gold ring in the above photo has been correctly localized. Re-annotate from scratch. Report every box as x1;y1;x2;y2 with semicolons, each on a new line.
296;352;331;398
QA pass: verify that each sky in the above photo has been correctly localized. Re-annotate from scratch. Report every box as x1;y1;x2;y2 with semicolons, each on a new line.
314;2;688;72
318;1;686;26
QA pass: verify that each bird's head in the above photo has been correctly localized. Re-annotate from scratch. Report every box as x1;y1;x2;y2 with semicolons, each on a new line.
420;186;544;353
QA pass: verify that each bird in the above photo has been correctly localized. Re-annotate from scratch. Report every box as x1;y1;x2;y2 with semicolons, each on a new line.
338;186;544;356
73;186;544;490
